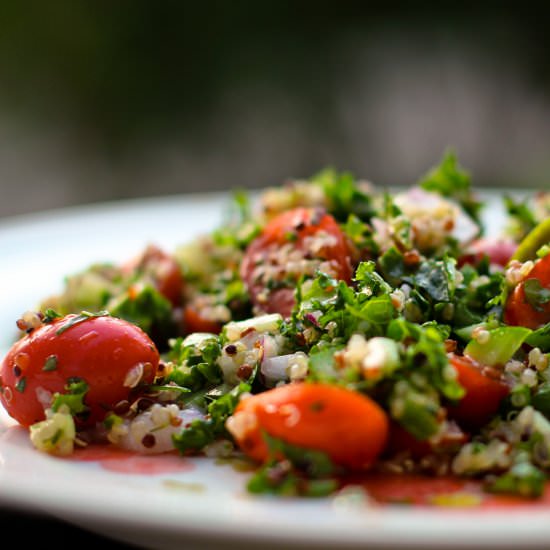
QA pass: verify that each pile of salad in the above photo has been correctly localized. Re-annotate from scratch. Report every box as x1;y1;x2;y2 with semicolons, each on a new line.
2;151;550;499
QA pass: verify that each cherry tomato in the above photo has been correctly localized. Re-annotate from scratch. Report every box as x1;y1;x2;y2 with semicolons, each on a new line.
386;421;432;458
227;382;389;470
240;207;352;317
458;237;517;268
504;254;550;329
446;353;509;430
386;420;468;459
182;304;223;335
0;314;159;427
122;244;184;307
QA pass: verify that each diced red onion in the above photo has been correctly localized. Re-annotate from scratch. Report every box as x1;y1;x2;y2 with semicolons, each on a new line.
261;354;294;382
304;312;321;328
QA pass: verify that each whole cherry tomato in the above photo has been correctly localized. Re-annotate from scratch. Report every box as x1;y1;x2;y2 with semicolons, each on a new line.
122;244;184;307
504;254;550;329
0;313;159;427
240;207;352;318
446;353;509;430
227;382;389;470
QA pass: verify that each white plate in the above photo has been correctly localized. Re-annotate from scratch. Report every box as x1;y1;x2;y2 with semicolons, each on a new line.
1;189;547;550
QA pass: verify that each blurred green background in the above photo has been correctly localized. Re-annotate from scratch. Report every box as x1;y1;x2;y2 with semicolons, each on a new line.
0;1;548;218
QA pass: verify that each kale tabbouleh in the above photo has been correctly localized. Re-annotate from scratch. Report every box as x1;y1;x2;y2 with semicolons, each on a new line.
1;150;550;501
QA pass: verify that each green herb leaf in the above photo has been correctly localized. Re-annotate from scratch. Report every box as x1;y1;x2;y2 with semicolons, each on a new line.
354;261;392;295
207;382;251;434
42;355;58;371
212;190;260;249
526;323;550;352
343;215;379;257
418;149;482;225
167;334;223;391
390;381;440;440
531;384;550;418
488;459;546;498
15;377;27;393
172;419;216;453
246;433;339;497
311;168;374;222
51;378;90;418
42;309;62;323
523;279;550;312
172;383;251;454
109;286;174;345
264;432;336;478
55;310;110;335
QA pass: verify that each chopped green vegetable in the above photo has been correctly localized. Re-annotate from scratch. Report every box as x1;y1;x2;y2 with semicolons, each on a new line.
55;310;110;335
523;279;550;311
246;433;339;497
511;217;550;262
51;378;90;418
418;149;482;225
488;458;546;498
464;326;531;367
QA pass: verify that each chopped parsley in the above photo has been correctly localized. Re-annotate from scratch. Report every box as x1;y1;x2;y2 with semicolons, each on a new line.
55;310;110;335
19;152;550;502
51;378;90;419
15;377;27;393
42;355;58;371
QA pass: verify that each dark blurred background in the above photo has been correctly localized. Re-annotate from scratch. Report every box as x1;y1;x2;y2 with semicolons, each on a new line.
0;1;548;219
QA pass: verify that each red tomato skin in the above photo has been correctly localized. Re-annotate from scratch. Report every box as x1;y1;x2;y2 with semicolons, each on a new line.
241;207;352;317
182;305;223;335
385;420;468;459
0;315;159;427
459;237;517;268
261;288;296;319
504;254;550;329
447;353;509;430
386;421;432;458
231;382;389;470
123;244;184;307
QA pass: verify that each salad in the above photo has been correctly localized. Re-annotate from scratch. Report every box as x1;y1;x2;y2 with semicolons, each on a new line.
1;151;550;500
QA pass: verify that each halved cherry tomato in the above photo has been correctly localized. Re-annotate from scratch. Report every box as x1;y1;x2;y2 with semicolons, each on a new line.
240;207;352;317
504;254;550;329
122;244;184;307
446;353;509;430
458;237;517;268
227;382;389;470
0;314;159;427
